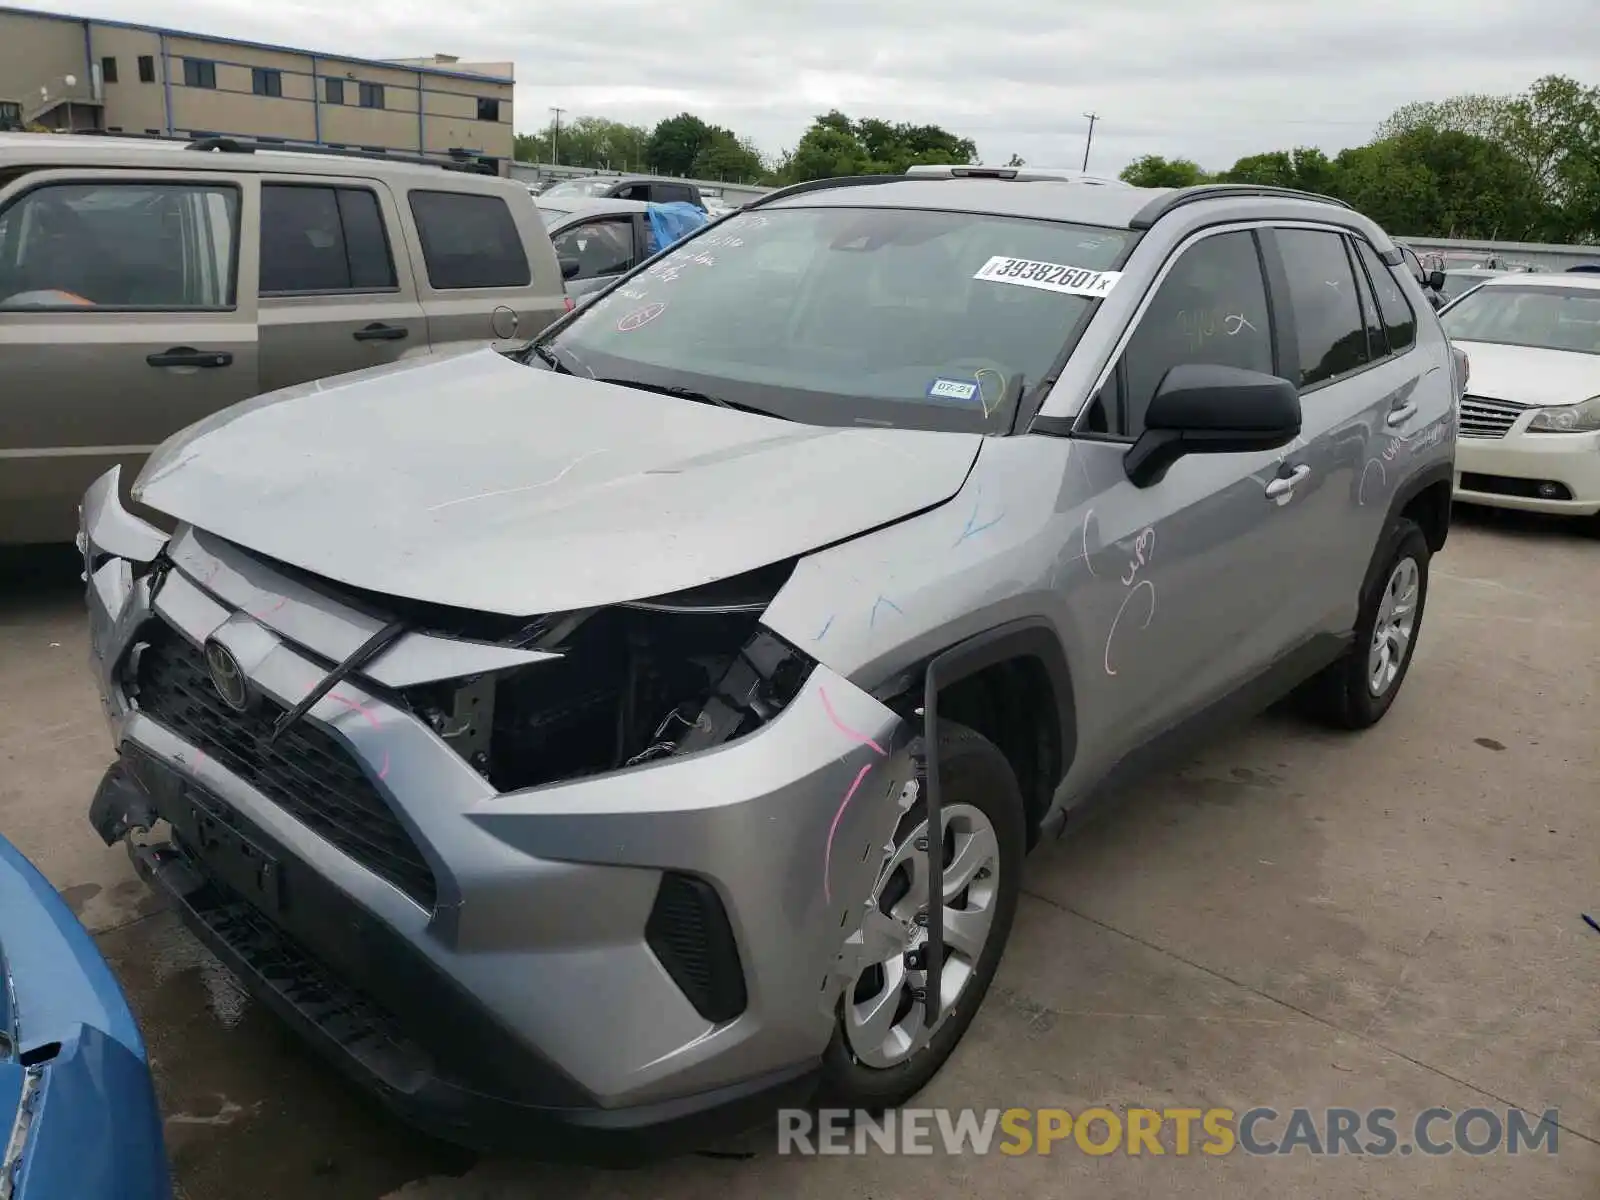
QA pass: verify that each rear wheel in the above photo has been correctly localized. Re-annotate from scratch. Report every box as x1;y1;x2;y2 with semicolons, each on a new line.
817;723;1025;1110
1303;517;1431;729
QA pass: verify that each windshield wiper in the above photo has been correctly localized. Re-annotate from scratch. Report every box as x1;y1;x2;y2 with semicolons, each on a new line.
598;378;780;418
527;341;594;378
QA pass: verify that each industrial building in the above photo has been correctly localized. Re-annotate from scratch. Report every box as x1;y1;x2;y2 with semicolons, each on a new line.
0;5;513;171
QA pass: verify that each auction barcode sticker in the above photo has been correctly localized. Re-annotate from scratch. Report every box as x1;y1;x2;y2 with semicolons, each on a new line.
973;256;1121;297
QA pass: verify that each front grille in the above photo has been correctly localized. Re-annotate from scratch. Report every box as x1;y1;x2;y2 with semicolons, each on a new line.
1458;394;1527;439
185;874;433;1091
131;621;438;909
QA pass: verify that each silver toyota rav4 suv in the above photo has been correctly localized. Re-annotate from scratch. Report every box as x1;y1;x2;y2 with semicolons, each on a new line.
81;175;1460;1158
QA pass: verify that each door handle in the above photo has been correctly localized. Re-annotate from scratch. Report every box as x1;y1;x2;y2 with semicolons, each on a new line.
1386;403;1418;426
146;346;233;368
1265;464;1311;500
352;323;408;342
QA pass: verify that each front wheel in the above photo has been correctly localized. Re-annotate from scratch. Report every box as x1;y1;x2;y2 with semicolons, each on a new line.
817;722;1026;1111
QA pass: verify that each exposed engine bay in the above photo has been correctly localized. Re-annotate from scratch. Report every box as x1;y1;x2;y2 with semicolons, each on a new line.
401;562;816;792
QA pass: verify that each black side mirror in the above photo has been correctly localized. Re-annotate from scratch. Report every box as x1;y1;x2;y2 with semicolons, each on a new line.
1124;363;1302;488
1427;269;1446;291
559;257;582;281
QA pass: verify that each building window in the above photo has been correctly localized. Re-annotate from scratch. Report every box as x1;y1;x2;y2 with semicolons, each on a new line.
358;82;384;109
137;55;155;83
100;56;119;84
0;102;24;131
324;78;344;105
476;97;500;122
251;68;283;98
183;59;217;89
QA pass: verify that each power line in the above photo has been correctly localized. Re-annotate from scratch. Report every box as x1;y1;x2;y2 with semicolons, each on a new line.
1082;111;1099;171
549;106;566;165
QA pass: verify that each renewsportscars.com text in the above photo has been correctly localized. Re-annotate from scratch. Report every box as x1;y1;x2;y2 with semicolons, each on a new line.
778;1106;1561;1157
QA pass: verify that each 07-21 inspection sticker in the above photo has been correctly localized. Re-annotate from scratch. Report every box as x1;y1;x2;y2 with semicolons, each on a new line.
973;256;1121;297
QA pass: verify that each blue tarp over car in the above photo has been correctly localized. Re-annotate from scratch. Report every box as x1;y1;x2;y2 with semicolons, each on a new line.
0;833;170;1199
645;201;709;255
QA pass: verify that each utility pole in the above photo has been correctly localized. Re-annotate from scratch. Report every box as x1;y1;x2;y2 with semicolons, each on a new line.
1081;112;1099;172
549;106;565;166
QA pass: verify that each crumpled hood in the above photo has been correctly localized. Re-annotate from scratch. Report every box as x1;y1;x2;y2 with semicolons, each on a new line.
1453;340;1600;408
134;350;983;615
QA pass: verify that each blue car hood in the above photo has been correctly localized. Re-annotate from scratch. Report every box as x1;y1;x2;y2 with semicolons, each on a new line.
0;835;170;1199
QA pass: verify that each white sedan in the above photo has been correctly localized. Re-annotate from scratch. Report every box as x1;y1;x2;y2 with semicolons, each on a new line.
1441;272;1600;518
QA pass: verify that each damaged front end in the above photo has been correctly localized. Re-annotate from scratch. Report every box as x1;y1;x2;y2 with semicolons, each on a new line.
401;560;815;792
80;473;916;1154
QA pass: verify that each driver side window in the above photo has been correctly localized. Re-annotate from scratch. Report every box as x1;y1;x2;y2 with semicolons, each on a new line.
549;218;635;280
1086;230;1274;437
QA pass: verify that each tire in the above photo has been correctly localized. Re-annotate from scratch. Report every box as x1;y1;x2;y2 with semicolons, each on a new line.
1303;516;1431;730
816;721;1026;1112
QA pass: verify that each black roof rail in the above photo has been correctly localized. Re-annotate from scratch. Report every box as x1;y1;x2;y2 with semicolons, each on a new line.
1129;184;1353;230
183;135;498;174
743;173;907;210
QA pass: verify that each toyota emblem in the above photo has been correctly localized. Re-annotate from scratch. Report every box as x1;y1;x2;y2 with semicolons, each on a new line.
203;639;252;713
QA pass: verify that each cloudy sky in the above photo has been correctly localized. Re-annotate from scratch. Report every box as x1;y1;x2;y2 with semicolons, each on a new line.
15;0;1599;174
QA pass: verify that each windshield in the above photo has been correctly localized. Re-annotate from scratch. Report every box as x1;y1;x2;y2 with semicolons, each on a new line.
1443;285;1600;355
539;179;616;203
536;205;1132;432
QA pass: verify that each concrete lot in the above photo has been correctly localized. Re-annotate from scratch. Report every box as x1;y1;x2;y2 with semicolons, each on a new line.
2;509;1597;1199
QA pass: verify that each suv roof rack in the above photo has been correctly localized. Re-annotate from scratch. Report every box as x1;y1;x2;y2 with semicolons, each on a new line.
183;135;499;174
905;164;1128;186
742;174;906;210
1129;183;1352;230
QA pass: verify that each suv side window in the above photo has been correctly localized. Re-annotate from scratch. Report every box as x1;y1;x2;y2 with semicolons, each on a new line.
550;217;635;279
1092;230;1273;437
1352;238;1417;354
659;183;697;206
260;184;397;295
407;190;531;290
1273;228;1369;388
0;180;239;310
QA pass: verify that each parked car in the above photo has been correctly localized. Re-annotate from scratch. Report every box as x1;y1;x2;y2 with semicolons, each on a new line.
0;132;568;546
544;199;710;301
1399;245;1446;309
1441;271;1600;518
82;178;1454;1159
1434;266;1505;304
535;174;705;216
0;832;170;1198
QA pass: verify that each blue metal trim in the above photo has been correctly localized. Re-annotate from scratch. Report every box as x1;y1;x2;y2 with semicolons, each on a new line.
0;5;515;84
81;17;93;87
311;65;321;142
417;78;424;152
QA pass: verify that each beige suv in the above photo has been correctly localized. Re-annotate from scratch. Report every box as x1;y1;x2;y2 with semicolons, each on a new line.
0;133;568;544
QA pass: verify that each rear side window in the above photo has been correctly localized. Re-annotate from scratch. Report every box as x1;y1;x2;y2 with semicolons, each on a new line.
260;184;397;294
1273;228;1369;388
0;180;238;310
659;184;697;206
407;190;531;289
1353;238;1417;354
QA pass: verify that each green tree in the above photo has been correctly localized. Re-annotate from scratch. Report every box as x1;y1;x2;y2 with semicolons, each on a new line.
646;113;719;176
514;117;650;169
1216;147;1336;194
692;133;767;183
1118;155;1209;188
780;111;977;182
1376;93;1511;142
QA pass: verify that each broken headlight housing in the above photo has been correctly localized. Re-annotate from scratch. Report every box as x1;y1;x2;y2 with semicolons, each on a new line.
403;561;816;791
